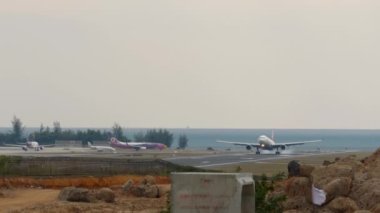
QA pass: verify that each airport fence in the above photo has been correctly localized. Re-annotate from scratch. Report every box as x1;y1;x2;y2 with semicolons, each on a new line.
0;156;207;177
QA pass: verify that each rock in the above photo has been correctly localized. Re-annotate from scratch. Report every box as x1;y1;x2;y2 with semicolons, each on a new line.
311;164;353;204
288;160;300;177
129;175;159;198
326;197;359;213
350;178;380;210
323;177;352;202
4;179;13;189
278;148;380;213
282;196;313;212
129;184;160;198
299;164;315;178
58;187;92;202
129;185;145;197
311;164;353;188
122;179;133;192
314;206;335;213
361;148;380;166
157;185;170;198
370;204;380;213
323;160;333;166
140;175;156;185
283;209;309;213
335;155;365;174
95;188;115;203
143;184;159;198
361;148;380;179
287;161;315;178
285;177;311;198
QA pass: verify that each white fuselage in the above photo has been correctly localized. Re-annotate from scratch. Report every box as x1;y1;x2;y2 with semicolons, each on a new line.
88;142;116;153
257;135;276;150
93;146;116;153
26;141;39;148
23;141;43;151
109;137;167;150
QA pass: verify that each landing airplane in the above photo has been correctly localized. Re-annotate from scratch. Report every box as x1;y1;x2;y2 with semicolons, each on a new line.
87;142;116;153
4;141;54;151
217;133;322;155
109;137;167;150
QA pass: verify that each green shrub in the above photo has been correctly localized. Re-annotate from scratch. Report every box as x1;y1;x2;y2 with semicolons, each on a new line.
255;172;287;213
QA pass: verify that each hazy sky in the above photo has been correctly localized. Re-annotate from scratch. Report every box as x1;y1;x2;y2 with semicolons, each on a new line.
1;0;380;129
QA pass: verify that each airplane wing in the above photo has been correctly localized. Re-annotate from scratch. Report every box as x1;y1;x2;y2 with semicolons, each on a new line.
41;144;55;147
95;146;117;153
3;143;23;147
131;146;147;150
274;140;322;147
4;143;55;147
127;143;148;149
216;140;261;148
89;142;112;151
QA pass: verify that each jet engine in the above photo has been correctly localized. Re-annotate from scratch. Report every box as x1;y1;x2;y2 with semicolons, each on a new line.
281;145;286;150
246;145;252;150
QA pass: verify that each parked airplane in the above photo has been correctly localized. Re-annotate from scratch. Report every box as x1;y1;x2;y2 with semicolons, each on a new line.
87;142;116;153
217;132;322;154
4;141;54;151
109;137;167;150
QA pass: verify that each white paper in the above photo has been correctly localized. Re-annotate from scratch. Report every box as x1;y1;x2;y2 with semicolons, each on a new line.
312;185;326;206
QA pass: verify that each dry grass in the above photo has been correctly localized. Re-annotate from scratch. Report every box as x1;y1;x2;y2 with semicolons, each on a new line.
0;175;170;189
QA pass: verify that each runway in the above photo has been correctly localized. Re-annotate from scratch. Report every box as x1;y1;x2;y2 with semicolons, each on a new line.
0;146;361;169
163;150;359;168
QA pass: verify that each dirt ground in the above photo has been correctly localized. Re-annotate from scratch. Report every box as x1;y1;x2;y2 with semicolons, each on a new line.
0;176;170;213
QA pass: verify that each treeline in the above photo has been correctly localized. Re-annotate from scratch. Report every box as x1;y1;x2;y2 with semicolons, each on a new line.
0;116;187;148
0;117;129;146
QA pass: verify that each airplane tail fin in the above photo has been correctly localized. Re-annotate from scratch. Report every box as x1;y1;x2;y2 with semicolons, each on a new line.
110;137;118;144
87;142;92;147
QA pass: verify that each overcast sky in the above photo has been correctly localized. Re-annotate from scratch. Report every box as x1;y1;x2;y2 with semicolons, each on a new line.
1;0;380;129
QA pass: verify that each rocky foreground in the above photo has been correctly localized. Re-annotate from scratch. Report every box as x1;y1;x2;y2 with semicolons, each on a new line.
0;176;170;213
272;148;380;213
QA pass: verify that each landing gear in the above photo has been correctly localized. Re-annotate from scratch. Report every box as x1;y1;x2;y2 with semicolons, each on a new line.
255;148;260;155
275;147;281;155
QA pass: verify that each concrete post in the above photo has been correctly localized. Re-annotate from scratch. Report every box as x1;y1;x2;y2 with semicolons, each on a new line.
171;172;255;213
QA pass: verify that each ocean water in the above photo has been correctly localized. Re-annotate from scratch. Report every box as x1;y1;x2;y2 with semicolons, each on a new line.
125;128;380;152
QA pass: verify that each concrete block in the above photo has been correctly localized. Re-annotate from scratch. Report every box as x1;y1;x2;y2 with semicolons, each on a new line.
171;172;255;213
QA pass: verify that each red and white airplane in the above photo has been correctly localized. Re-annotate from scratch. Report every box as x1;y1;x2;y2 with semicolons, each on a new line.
217;132;322;155
109;137;167;151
